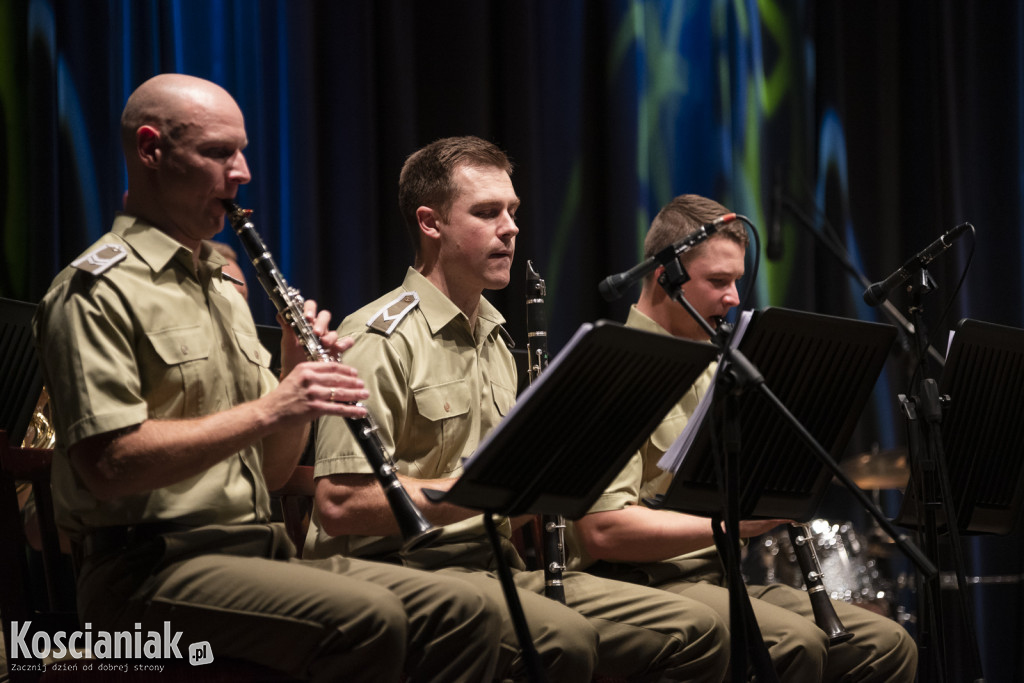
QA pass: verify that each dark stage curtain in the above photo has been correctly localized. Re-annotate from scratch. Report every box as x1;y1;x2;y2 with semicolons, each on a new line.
2;1;1021;678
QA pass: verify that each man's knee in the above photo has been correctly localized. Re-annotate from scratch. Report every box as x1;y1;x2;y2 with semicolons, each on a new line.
891;623;918;667
316;579;409;654
678;599;729;644
433;576;502;635
764;615;828;679
657;602;730;681
530;609;599;681
866;620;918;682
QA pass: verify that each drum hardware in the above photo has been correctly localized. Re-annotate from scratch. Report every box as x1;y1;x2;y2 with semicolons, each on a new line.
938;572;1024;588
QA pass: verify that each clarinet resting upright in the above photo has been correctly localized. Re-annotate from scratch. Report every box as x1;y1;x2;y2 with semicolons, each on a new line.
786;523;853;644
222;200;441;552
525;260;567;604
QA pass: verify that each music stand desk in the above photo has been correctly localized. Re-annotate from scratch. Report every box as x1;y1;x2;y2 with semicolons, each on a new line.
658;307;897;521
425;320;719;518
898;318;1024;535
0;298;44;445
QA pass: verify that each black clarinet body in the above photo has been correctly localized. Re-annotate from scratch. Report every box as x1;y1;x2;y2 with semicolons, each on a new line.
223;201;442;552
526;260;567;604
787;523;854;644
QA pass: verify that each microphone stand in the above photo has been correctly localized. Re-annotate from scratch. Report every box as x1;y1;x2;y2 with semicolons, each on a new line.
655;252;936;682
898;268;986;683
780;198;946;368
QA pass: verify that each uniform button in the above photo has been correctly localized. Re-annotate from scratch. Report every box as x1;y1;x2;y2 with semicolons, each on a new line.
180;344;189;355
444;401;451;412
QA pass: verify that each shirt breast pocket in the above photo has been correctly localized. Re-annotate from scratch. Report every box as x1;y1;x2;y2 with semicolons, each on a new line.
234;328;272;367
490;380;516;417
233;328;273;400
413;380;471;474
146;326;211;417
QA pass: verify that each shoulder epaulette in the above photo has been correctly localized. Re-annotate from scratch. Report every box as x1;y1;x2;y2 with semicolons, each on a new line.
71;244;128;276
498;325;516;349
367;291;420;336
221;271;245;288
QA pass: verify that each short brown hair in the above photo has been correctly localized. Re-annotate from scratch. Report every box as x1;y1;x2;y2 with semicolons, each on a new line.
398;136;513;255
643;195;748;280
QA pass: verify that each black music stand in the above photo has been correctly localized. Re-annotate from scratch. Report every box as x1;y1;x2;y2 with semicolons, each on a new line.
0;298;44;444
425;320;719;682
893;318;1024;683
660;308;897;520
428;320;719;517
897;318;1024;535
656;307;933;681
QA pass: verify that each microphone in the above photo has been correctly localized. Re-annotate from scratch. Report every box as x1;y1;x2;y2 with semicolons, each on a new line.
766;169;784;261
862;222;971;307
599;213;736;301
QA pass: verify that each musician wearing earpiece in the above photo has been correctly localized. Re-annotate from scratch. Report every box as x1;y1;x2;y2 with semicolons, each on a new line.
565;194;918;682
32;74;502;682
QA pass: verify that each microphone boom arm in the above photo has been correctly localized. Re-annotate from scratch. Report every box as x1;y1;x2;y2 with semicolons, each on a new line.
598;213;736;301
783;199;947;368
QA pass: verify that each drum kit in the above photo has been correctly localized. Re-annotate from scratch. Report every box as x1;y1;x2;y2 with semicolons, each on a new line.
744;446;916;627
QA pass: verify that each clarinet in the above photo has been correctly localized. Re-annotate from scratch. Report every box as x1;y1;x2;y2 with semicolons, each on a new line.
526;260;567;603
787;523;854;644
223;201;442;552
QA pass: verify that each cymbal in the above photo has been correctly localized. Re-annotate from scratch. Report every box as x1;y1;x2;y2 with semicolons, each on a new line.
840;448;909;489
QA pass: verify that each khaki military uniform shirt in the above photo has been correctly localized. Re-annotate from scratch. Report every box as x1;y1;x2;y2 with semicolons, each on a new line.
306;268;517;565
34;215;276;541
565;305;718;570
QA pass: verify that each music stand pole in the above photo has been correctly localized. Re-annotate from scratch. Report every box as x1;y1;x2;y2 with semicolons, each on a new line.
714;390;780;682
482;513;547;683
658;258;779;682
900;270;985;683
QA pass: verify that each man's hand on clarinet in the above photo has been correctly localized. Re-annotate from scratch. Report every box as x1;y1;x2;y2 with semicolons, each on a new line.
274;298;369;423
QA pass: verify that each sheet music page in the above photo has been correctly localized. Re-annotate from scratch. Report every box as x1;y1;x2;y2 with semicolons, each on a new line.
657;310;754;474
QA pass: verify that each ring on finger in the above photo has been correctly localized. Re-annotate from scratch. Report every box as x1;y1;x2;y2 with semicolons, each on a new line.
329;387;336;402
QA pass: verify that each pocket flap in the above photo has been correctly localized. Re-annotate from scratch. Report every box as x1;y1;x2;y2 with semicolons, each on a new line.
234;328;272;367
491;381;516;416
147;326;210;365
413;380;471;421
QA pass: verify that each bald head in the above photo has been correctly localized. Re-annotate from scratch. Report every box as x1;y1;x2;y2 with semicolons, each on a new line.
119;73;251;252
120;74;240;158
